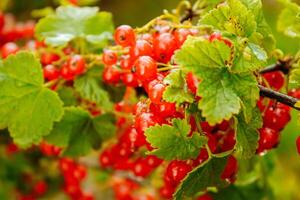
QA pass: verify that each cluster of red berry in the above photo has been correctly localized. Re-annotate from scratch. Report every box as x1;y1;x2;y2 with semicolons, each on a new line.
99;25;240;199
59;158;93;200
0;12;34;48
256;71;291;154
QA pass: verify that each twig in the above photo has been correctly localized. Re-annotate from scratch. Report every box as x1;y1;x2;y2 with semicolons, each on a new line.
258;85;300;110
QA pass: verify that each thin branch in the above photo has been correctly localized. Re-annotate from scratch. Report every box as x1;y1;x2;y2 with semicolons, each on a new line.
258;85;300;110
259;59;292;75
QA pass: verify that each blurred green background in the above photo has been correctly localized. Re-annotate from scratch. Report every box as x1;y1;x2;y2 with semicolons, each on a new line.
0;0;299;199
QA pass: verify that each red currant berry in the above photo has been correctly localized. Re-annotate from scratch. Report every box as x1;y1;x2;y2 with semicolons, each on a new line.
43;65;60;81
148;81;166;104
221;155;238;183
150;102;176;118
154;32;177;63
257;127;280;152
186;72;199;95
1;42;19;58
165;160;192;186
297;136;300;155
130;39;153;59
102;65;121;84
33;181;48;196
121;72;139;87
174;28;191;46
159;184;175;199
263;105;290;131
40;53;60;66
114;25;136;47
102;50;118;65
133;56;157;82
61;63;75;81
67;55;86;75
263;71;285;90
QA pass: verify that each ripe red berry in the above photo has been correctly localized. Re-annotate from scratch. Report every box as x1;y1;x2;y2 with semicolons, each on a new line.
164;160;192;186
221;155;238;183
263;71;285;90
192;148;209;167
130;39;153;59
263;105;291;131
257;127;280;152
186;72;199;95
296;136;300;155
120;54;133;70
61;63;75;81
133;56;157;82
114;25;136;47
174;28;192;46
102;50;118;65
132;158;152;177
154;32;178;63
43;65;60;81
40;53;60;66
121;72;139;87
159;184;175;199
135;112;157;135
0;12;5;31
102;65;121;84
33;181;48;196
1;42;19;58
99;149;114;168
67;55;86;75
197;194;213;200
148;81;166;104
150;102;176;118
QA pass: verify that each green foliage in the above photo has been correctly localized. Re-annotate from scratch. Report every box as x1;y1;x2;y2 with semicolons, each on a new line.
0;52;64;147
45;107;116;157
145;118;207;160
174;157;228;199
74;67;113;111
200;0;256;37
35;6;114;47
175;36;259;125
235;108;262;159
162;69;194;105
210;184;265;200
277;0;300;38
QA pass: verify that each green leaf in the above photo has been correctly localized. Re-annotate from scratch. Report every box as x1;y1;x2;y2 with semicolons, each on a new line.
277;1;300;38
289;58;300;88
175;37;259;125
57;86;78;106
232;42;267;73
199;0;257;37
74;67;113;111
175;37;231;72
45;107;116;157
210;183;265;200
174;157;228;199
145;118;207;160
240;0;276;53
197;68;258;125
235;108;262;159
35;6;114;47
0;52;63;147
163;69;194;104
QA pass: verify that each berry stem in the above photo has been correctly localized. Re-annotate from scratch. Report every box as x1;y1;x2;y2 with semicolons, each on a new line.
157;64;178;72
258;85;300;111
